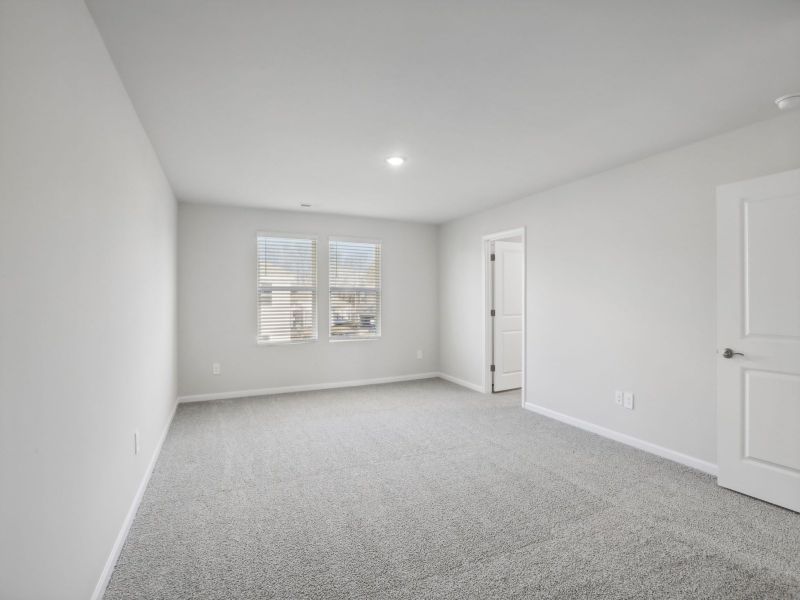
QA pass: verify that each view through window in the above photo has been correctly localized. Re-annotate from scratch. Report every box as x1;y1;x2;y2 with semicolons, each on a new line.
329;238;381;339
257;234;317;343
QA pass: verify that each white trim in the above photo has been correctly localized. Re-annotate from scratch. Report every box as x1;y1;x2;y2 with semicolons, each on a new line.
256;230;319;240
437;372;486;393
482;228;526;241
523;402;718;476
91;400;178;600
178;373;440;403
483;228;526;400
328;234;383;245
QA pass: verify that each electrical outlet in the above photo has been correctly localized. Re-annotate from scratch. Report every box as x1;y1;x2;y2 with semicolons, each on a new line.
614;390;624;406
416;349;423;360
134;430;140;456
623;392;634;410
212;362;221;375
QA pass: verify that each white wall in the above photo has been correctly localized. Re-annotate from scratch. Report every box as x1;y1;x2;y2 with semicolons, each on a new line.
439;111;800;465
0;2;177;599
178;204;438;398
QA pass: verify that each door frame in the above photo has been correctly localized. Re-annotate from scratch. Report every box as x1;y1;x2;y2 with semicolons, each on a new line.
482;227;526;404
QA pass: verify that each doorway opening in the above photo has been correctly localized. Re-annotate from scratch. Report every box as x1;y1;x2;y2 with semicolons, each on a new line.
483;228;525;403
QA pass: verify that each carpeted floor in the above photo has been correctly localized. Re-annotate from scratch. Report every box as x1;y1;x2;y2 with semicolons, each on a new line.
104;378;800;599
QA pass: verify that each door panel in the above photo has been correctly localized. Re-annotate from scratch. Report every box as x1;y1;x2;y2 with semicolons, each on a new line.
493;241;523;392
745;370;800;473
501;331;523;372
502;254;524;315
717;168;800;512
745;195;800;337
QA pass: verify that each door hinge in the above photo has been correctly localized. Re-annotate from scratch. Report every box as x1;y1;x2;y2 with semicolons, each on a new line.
490;364;496;372
490;309;496;317
490;253;496;261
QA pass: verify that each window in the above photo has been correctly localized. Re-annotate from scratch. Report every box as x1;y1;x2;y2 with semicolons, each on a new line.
329;238;381;339
257;234;317;343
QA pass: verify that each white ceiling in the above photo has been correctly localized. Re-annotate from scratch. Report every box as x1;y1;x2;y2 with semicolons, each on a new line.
87;0;800;223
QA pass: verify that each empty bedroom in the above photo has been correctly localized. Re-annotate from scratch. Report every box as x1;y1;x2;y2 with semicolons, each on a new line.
1;1;799;598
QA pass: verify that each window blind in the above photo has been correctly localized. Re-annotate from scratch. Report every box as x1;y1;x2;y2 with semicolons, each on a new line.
257;235;317;343
329;238;381;339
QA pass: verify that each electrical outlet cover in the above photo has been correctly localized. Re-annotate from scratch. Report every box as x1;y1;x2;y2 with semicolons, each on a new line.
623;392;634;410
614;390;624;405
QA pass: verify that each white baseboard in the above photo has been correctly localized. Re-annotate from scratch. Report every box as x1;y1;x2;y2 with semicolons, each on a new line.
91;400;178;600
177;372;441;403
437;372;485;393
523;402;718;476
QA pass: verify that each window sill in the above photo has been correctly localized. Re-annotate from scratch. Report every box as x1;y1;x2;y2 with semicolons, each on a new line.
257;338;318;346
328;336;381;343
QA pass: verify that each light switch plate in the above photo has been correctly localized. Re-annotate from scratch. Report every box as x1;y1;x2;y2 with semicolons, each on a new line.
614;390;624;406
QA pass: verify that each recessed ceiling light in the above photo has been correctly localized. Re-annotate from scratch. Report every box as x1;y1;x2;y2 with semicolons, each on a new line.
386;156;406;167
775;94;800;111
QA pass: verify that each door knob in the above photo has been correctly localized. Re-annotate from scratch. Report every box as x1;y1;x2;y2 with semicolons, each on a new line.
722;348;744;359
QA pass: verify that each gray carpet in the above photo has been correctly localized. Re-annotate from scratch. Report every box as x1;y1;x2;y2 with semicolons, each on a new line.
105;378;800;599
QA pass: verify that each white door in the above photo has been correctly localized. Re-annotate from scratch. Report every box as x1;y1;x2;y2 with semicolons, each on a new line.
717;168;800;513
493;241;523;392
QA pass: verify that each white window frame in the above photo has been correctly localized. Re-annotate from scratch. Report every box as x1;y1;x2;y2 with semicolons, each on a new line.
328;236;382;342
256;232;318;345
